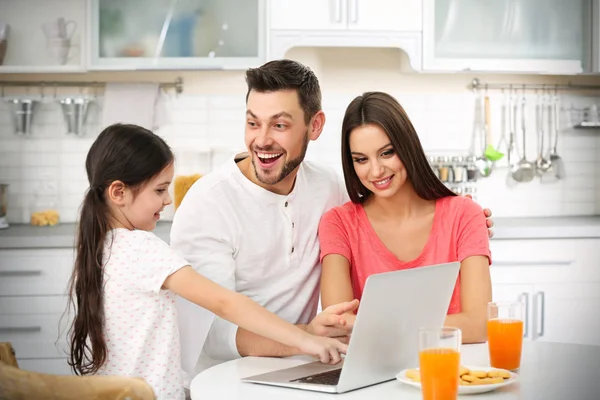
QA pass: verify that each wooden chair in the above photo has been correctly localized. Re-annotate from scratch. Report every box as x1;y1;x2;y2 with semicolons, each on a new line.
0;342;156;400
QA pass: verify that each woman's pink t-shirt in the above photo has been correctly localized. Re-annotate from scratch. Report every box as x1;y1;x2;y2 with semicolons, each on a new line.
318;195;491;315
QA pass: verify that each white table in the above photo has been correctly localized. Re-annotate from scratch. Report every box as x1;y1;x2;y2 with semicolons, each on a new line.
190;342;600;400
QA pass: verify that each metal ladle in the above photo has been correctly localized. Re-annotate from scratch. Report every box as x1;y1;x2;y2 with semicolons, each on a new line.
535;91;552;176
511;94;535;182
542;92;565;182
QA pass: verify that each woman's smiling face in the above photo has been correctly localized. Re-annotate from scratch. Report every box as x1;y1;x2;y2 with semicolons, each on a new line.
349;123;408;199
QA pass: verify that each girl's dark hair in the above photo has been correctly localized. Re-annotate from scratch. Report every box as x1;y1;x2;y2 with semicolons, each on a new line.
66;123;174;375
341;92;456;204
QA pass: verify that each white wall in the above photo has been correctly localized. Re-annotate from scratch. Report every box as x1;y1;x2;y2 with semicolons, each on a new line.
0;47;599;224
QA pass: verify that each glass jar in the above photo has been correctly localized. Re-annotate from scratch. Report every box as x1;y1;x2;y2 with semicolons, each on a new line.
464;186;478;202
427;155;440;179
437;156;451;183
451;156;466;183
466;156;479;182
30;178;60;226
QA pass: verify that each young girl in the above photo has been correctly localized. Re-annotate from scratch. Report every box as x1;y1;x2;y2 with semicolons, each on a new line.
66;123;351;400
318;92;492;344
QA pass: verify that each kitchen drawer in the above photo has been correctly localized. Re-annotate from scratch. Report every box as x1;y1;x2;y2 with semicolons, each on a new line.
0;248;74;296
490;239;600;283
17;358;73;375
0;313;70;359
0;295;68;315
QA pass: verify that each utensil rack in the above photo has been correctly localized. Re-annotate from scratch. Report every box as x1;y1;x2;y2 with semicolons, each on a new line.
0;77;184;95
470;78;600;130
469;78;600;93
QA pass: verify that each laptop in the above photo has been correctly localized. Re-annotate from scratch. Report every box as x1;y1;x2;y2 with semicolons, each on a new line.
241;261;461;394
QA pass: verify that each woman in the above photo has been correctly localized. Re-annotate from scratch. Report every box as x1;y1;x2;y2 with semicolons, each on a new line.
318;92;492;343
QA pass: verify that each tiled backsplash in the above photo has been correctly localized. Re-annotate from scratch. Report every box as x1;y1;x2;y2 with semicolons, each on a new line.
1;88;598;224
1;46;599;225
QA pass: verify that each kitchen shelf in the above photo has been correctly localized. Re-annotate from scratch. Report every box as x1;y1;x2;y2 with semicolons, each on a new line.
574;122;600;129
0;65;86;74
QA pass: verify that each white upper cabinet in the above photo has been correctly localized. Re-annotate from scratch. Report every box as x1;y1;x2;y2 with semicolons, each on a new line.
349;0;422;32
268;0;423;70
89;0;266;70
0;0;87;73
423;0;588;74
269;0;346;31
269;0;422;32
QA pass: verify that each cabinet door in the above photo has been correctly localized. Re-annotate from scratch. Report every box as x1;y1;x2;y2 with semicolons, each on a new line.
423;0;586;73
491;283;534;340
532;283;600;347
0;0;87;73
269;0;346;30
90;0;266;70
348;0;422;32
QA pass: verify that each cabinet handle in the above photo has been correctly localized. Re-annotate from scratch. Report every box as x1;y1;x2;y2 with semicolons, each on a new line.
348;0;359;23
0;326;42;333
518;292;529;338
0;270;42;277
536;291;546;337
330;0;343;23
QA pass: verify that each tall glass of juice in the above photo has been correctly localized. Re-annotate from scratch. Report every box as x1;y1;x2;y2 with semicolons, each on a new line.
487;301;524;371
418;327;461;400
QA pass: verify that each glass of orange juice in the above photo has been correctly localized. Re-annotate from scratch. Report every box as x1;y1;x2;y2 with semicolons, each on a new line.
487;301;524;371
418;327;461;400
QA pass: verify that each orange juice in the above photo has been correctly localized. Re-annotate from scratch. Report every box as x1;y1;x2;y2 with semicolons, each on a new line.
487;318;523;370
419;348;460;400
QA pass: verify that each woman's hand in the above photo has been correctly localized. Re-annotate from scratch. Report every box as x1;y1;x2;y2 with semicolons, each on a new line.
307;299;359;337
300;334;348;364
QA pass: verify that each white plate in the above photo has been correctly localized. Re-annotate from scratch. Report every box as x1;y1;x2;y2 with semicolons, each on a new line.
396;365;519;395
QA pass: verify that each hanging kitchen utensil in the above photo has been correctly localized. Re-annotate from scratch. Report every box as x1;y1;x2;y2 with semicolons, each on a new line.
59;97;92;136
535;91;552;176
475;91;494;177
483;95;504;162
496;90;510;165
511;94;535;183
505;89;519;188
542;92;565;182
0;183;8;229
7;98;38;135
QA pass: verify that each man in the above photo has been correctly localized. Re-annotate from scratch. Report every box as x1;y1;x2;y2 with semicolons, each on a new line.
170;59;493;382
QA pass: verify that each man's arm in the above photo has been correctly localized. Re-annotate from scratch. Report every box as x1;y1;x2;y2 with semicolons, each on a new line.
171;184;354;362
236;300;358;357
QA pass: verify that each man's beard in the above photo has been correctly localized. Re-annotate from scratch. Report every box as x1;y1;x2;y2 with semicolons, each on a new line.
252;131;309;186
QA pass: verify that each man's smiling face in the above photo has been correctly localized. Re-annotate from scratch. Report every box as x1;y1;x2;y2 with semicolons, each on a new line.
245;89;310;186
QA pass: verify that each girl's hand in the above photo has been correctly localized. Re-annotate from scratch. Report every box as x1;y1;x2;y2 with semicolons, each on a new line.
300;334;348;364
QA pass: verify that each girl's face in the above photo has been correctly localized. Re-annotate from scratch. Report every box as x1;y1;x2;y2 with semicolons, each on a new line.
349;123;408;199
119;163;174;231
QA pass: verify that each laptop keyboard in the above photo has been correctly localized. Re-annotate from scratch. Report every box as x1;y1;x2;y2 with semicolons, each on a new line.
290;368;342;386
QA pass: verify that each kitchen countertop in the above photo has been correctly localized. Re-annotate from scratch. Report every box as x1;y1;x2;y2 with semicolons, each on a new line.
1;216;599;249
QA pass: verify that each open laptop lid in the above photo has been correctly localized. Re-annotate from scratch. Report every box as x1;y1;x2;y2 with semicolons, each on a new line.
336;261;461;392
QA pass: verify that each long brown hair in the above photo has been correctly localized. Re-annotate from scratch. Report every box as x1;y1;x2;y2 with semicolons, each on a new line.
66;123;173;375
341;92;456;204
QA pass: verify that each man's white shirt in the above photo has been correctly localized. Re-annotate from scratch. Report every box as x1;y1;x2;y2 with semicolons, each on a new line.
170;155;348;384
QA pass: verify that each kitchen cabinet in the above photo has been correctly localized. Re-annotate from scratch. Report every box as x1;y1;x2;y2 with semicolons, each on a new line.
592;0;600;73
422;0;589;74
489;238;600;347
0;248;74;374
269;0;422;32
268;0;423;70
0;0;87;73
89;0;266;70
